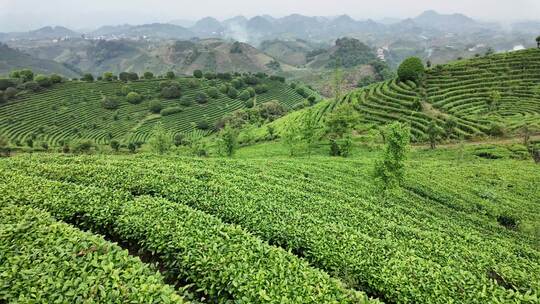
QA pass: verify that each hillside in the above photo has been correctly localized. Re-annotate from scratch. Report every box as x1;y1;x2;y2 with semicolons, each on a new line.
0;74;317;146
1;145;538;303
10;38;297;76
0;43;80;77
265;48;540;142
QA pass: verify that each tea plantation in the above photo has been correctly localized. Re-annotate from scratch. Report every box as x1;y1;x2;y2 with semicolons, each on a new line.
0;74;316;146
330;49;540;141
0;148;538;303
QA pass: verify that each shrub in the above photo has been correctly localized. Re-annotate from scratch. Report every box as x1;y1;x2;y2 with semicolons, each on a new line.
187;79;201;88
204;72;216;80
206;87;219;98
81;73;94;82
173;133;187;147
197;120;209;130
161;85;181;99
72;140;95;154
128;142;137;153
196;92;208;104
397;57;424;83
255;84;269;94
22;81;40;92
219;84;229;94
160;106;183;116
217;72;232;80
247;87;256;97
120;85;131;96
119;72;130;82
0;79;16;90
179;96;192;107
218;125;238;157
143;71;154;79
101;96;120;110
49;74;62;84
231;79;244;89
497;214;519;229
244;99;254;108
0;91;4;103
149;100;163;113
487;123;505;137
238;90;251;101
4;87;17;99
193;70;203;78
269;75;285;83
126;92;142;104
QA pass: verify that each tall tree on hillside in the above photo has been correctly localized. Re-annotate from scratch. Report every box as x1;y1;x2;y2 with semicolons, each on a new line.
374;122;410;189
299;109;323;157
148;123;173;155
426;121;443;149
333;58;344;103
218;125;238;157
325;104;359;157
536;36;540;48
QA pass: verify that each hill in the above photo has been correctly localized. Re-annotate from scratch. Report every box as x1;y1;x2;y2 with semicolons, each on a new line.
0;43;81;77
0;145;538;303
0;73;317;147
264;48;540;142
11;38;297;76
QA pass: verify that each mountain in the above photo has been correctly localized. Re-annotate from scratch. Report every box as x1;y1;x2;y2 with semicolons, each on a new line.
191;17;225;37
412;10;482;32
0;26;79;41
91;23;194;40
0;43;80;77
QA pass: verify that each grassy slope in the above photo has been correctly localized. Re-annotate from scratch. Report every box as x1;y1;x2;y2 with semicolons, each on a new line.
0;77;317;146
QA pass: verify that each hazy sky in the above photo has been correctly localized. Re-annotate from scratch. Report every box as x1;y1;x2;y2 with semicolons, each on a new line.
1;0;540;31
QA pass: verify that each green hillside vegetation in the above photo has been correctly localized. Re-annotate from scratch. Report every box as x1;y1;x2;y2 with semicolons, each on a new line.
261;48;540;143
0;71;318;149
1;143;538;303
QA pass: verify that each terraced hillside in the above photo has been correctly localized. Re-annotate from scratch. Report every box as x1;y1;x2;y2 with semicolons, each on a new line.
337;48;540;141
1;151;538;303
0;75;316;146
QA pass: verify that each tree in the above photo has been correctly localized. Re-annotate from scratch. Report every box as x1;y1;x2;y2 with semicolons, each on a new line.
81;73;94;82
110;140;120;152
281;121;302;157
218;125;238;157
195;92;208;104
50;74;62;84
148;123;172;154
11;69;34;82
374;122;410;189
487;91;501;111
34;75;51;87
149;100;163;113
443;118;457;138
227;87;239;99
128;142;137;153
161;84;181;99
143;71;154;79
325;104;359;157
397;57;424;83
193;70;203;78
101;96;120;110
426;121;443;149
238;90;251;101
333;59;344;102
0;91;4;103
165;71;175;79
537;36;540;48
206;87;219;98
126;92;142;104
119;72;130;82
299;108;322;157
103;72;114;81
173;133;186;147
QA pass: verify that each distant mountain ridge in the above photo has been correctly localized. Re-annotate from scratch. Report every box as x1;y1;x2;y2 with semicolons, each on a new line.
0;10;510;44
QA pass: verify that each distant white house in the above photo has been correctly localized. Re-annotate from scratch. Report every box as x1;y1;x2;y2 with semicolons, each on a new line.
512;45;525;51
